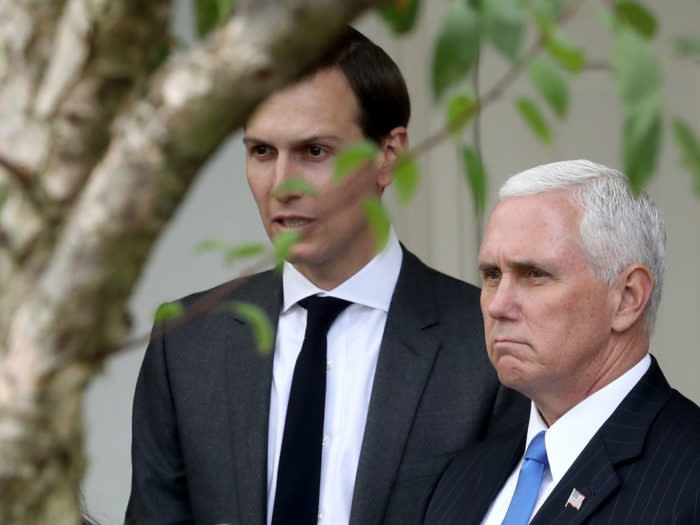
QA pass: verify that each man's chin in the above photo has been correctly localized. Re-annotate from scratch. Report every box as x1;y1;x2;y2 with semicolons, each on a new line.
494;359;531;391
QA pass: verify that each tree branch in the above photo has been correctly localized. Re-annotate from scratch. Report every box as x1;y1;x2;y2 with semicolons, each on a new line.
412;0;588;160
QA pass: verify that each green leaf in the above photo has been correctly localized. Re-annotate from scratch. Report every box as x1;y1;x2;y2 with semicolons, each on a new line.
392;154;420;204
446;92;478;136
231;302;274;354
483;0;526;60
224;243;266;264
545;29;585;73
193;0;236;37
622;108;661;194
528;57;569;118
515;98;553;144
334;140;379;182
674;35;700;61
196;239;265;265
673;120;700;195
195;238;232;253
460;146;487;218
615;1;657;39
272;231;301;264
611;27;661;112
431;1;481;101
272;177;318;198
154;301;184;323
363;197;391;253
376;0;422;34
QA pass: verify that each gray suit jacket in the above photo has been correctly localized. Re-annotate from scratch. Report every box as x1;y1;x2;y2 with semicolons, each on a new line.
126;248;527;525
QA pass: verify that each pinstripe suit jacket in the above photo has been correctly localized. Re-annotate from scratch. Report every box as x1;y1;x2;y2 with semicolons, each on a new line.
426;357;700;525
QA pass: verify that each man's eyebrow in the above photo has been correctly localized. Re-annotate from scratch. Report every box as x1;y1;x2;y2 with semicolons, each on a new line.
242;136;266;146
289;135;342;147
478;259;550;272
478;262;498;272
242;135;343;147
508;259;550;271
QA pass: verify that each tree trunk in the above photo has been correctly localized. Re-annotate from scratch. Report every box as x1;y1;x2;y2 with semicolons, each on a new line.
0;0;377;522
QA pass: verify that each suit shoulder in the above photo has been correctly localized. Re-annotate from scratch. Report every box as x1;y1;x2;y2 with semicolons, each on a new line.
169;269;279;308
403;249;481;298
663;390;700;439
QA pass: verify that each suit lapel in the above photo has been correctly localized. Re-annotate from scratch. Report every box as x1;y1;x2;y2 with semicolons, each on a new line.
225;271;283;525
461;431;527;525
530;435;620;525
531;357;673;525
349;250;442;525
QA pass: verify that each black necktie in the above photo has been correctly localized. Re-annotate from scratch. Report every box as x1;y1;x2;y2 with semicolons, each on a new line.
271;296;351;525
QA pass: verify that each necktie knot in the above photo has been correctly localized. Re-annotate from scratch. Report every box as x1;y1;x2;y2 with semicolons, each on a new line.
299;296;351;334
524;431;548;466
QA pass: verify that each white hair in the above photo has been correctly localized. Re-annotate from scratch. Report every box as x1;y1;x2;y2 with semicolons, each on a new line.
499;159;666;332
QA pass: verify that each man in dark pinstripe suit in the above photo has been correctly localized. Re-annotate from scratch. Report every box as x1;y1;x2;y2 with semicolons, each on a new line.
426;160;700;525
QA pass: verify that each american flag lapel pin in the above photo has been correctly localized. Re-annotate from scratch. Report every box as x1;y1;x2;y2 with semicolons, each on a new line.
565;488;586;510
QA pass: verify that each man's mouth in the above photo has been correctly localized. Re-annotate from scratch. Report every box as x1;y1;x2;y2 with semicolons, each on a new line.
277;217;312;227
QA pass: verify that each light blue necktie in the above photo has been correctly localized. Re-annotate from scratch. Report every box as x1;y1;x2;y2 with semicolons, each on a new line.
501;431;549;525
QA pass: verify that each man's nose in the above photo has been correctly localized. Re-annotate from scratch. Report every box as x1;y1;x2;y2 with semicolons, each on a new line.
485;277;518;320
272;154;304;202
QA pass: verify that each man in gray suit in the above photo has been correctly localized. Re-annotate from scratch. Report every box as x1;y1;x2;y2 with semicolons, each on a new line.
427;159;700;525
126;27;524;525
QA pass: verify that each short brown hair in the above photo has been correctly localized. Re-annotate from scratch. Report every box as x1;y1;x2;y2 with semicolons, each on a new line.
304;26;411;144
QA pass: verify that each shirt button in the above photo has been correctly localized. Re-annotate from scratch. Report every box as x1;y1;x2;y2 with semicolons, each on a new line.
318;511;323;521
326;360;333;371
322;435;328;447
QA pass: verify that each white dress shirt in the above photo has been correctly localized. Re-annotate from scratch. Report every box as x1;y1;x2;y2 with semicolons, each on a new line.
266;229;403;525
482;354;652;524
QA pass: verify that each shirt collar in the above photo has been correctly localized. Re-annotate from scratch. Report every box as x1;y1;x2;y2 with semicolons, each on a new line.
525;354;651;484
281;227;403;313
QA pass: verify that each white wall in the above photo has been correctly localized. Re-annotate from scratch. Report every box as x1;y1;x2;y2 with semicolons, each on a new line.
83;2;700;523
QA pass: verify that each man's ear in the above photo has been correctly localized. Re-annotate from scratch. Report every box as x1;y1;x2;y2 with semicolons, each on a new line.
377;126;408;189
611;264;654;332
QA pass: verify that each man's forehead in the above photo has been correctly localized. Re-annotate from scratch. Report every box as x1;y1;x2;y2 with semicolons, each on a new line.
244;68;361;142
479;193;583;262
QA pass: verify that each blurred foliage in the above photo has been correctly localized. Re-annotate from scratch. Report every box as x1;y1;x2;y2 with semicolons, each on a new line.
272;231;301;267
185;0;700;350
191;0;700;208
154;301;184;323
392;154;420;204
378;0;699;207
196;239;267;265
432;1;480;101
516;97;553;145
272;178;318;198
363;197;391;252
334;140;379;182
377;0;422;34
194;0;236;36
446;92;478;136
461;146;487;219
230;302;275;354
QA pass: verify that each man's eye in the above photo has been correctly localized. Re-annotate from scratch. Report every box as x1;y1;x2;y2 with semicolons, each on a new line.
527;269;547;280
482;269;501;282
306;145;327;157
253;145;270;156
